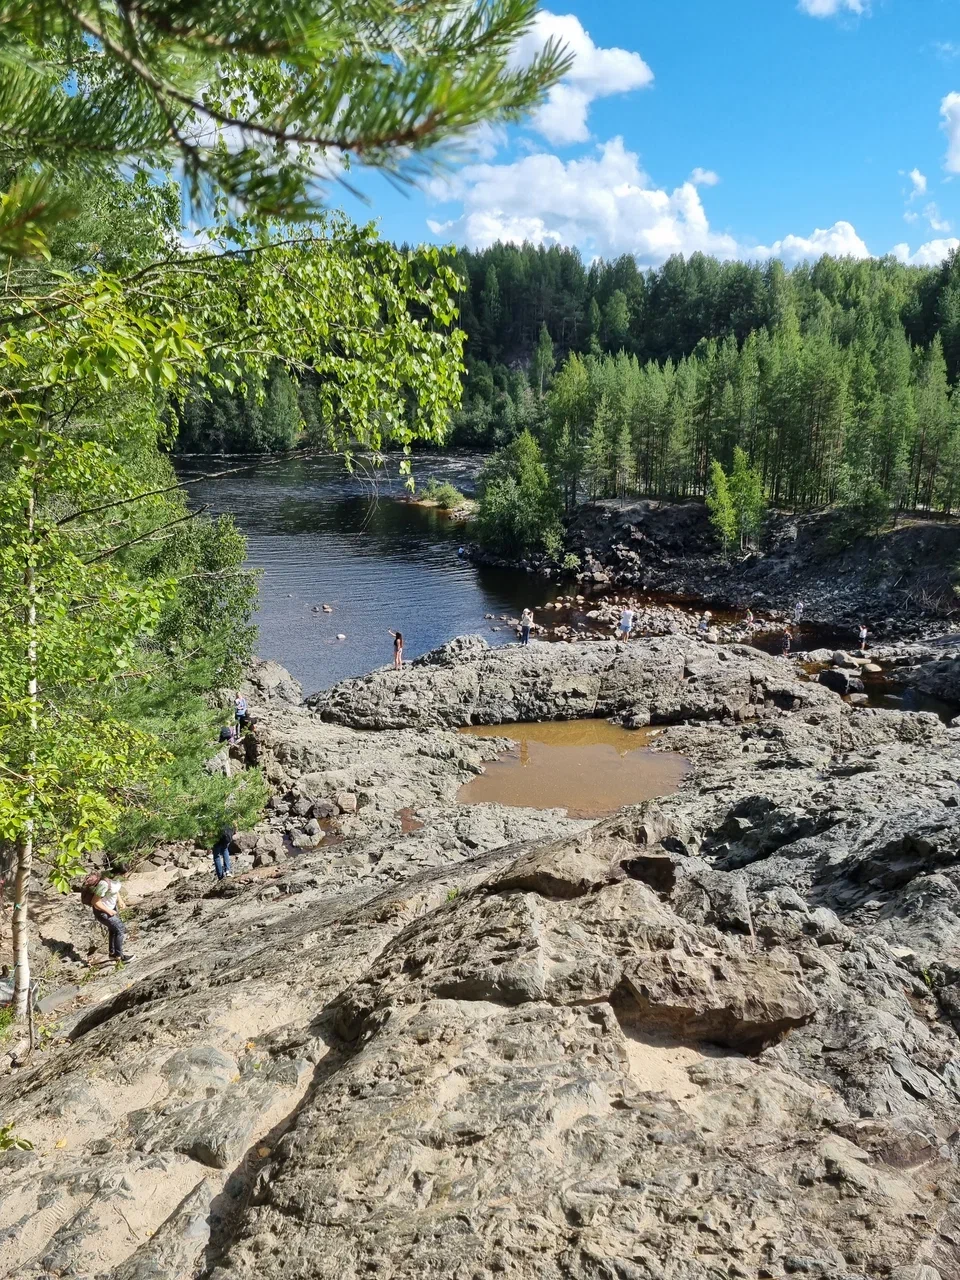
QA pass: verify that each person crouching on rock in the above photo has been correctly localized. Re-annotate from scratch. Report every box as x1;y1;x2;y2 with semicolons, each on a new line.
697;611;711;635
520;608;534;645
86;874;135;963
213;826;234;881
389;630;403;669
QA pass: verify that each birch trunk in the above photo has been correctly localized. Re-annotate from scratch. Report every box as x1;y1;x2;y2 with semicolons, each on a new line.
12;478;36;1020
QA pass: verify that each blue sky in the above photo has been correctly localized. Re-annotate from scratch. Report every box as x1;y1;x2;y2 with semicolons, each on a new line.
336;0;960;267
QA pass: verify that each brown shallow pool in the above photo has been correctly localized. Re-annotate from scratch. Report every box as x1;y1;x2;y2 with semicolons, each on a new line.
458;720;690;819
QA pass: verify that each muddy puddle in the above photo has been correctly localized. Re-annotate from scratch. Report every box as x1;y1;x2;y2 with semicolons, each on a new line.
457;720;689;819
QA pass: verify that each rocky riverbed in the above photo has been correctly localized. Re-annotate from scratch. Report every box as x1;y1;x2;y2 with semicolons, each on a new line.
473;497;960;639
3;636;960;1279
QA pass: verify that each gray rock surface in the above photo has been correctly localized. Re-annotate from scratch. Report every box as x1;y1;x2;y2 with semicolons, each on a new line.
310;634;838;730
3;648;960;1279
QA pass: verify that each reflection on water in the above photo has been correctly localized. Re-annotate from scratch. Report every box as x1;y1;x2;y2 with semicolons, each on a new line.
458;720;689;818
177;453;555;694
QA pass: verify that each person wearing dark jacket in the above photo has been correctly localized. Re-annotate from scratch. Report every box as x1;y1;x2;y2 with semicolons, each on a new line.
212;826;235;880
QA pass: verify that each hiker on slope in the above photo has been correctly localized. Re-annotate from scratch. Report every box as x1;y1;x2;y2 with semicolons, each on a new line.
82;871;135;963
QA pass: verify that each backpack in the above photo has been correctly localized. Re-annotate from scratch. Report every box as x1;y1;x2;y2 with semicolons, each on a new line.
79;871;102;907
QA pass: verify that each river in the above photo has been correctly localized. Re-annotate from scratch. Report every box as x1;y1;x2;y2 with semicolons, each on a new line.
178;452;554;694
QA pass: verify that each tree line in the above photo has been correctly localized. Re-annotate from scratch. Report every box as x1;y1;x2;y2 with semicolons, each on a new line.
456;245;960;519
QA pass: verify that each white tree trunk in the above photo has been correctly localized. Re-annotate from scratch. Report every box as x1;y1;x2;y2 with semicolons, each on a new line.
13;479;37;1020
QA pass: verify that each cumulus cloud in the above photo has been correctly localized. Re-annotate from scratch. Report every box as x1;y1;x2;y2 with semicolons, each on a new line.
941;92;960;173
750;222;871;264
511;12;653;145
427;137;738;263
892;238;960;266
690;168;720;186
908;168;928;197
798;0;866;16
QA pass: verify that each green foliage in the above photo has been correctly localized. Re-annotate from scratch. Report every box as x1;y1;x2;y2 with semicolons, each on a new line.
706;461;736;556
445;242;960;515
0;0;569;1020
561;551;581;572
107;675;268;856
831;464;892;547
729;447;766;549
474;430;562;557
0;0;570;228
418;478;466;509
0;1123;33;1151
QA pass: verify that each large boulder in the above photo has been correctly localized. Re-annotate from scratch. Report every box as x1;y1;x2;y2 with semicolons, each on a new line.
309;635;839;731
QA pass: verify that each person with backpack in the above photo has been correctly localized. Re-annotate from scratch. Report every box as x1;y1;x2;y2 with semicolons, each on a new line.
81;871;134;963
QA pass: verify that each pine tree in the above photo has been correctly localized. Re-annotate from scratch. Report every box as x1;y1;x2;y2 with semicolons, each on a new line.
531;322;556;397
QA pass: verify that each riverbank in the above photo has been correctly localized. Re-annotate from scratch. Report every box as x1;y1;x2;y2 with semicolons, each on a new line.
469;496;960;641
4;637;960;1278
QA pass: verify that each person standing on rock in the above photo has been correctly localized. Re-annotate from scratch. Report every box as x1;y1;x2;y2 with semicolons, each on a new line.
86;874;135;963
212;826;234;881
520;608;534;646
388;630;403;669
618;605;635;641
858;623;869;652
794;600;804;625
781;627;792;657
234;693;249;735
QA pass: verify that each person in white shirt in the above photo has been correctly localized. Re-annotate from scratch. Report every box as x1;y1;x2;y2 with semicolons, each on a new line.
90;877;134;962
793;600;804;624
618;606;635;639
520;608;534;646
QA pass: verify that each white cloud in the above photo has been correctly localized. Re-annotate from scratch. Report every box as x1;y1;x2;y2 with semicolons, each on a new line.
924;202;952;233
427;137;738;263
941;92;960;173
798;0;866;16
511;12;653;145
908;168;928;197
892;238;960;266
904;210;920;224
751;221;871;264
690;167;720;187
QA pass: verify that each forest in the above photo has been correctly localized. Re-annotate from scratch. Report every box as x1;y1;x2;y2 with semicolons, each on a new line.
453;245;960;516
185;241;960;521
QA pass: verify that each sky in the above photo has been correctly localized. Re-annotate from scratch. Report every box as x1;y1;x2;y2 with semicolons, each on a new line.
334;0;960;268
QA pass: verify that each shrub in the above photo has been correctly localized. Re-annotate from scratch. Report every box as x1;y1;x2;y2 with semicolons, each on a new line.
419;477;466;509
474;431;562;557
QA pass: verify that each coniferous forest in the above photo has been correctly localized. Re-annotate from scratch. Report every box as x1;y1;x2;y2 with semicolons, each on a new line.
183;241;960;520
450;245;960;516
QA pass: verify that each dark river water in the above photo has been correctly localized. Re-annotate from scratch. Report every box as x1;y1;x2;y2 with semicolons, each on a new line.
178;453;555;695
